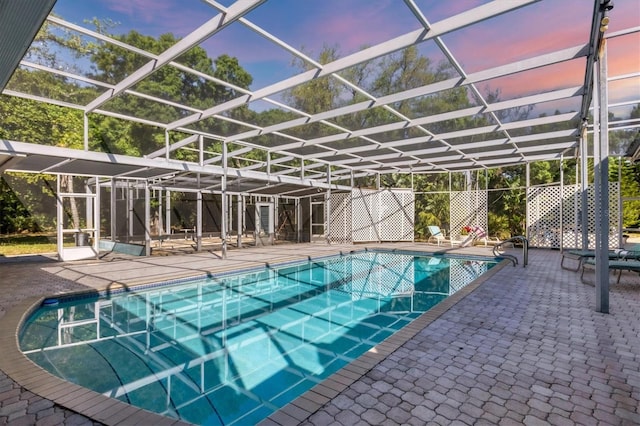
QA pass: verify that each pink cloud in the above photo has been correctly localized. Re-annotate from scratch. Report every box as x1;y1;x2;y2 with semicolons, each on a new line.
415;0;491;22
103;0;175;24
99;0;215;37
443;0;591;73
290;1;419;56
607;33;640;76
479;59;586;101
609;79;640;104
608;0;640;32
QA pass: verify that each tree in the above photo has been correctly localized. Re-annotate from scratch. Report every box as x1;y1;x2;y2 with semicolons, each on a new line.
0;19;256;235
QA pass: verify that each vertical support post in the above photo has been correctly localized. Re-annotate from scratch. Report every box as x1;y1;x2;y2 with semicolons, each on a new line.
267;152;271;177
295;197;301;243
127;182;133;243
273;196;278;244
326;165;332;245
301;158;305;180
228;192;234;240
144;183;151;256
85;180;93;232
165;131;170;161
158;188;163;237
110;178;117;241
594;40;609;313
221;142;228;259
83;113;89;151
525;163;530;239
575;149;580;248
196;191;202;251
580;123;589;250
618;156;623;247
165;190;171;236
56;175;63;260
94;177;100;257
560;157;564;249
237;194;242;248
197;136;205;252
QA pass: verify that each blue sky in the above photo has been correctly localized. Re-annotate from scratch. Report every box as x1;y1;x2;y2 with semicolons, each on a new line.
51;0;639;107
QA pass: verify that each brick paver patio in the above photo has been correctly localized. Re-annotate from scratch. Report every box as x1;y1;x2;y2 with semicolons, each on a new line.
1;244;639;425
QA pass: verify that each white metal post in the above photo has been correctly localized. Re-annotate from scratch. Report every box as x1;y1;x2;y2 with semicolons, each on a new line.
295;197;301;243
94;177;100;257
145;183;151;256
273;196;278;244
127;182;133;243
158;188;163;237
165;131;170;161
618;156;623;248
221;142;228;258
594;40;610;313
526;163;530;239
560;157;564;249
237;194;242;248
165;190;171;236
196;190;202;251
326;165;331;245
580;124;589;250
56;175;63;260
85;179;93;233
110;178;116;241
83;113;89;151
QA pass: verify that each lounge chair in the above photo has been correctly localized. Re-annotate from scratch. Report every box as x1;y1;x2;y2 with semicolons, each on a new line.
427;225;448;246
580;257;640;284
460;225;500;247
560;249;637;272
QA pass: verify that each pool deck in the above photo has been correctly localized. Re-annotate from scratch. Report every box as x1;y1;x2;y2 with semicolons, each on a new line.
0;242;639;425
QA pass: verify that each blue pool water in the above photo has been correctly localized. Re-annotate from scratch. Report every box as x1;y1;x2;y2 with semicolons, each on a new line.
20;250;497;425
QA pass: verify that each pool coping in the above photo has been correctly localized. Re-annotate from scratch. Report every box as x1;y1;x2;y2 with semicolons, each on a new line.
0;247;510;426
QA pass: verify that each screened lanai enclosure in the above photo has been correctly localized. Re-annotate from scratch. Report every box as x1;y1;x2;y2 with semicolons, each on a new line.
0;0;639;311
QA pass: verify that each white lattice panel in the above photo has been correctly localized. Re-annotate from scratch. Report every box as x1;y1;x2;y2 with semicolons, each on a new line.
562;185;581;248
399;191;415;241
449;191;488;240
527;186;563;248
527;183;619;249
349;189;414;242
351;189;377;242
379;191;397;241
378;190;414;242
329;192;352;244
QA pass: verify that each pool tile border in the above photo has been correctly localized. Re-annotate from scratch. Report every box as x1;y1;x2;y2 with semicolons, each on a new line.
0;246;508;426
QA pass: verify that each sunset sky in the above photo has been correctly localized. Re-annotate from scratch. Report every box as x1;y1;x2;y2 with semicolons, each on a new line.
51;0;640;115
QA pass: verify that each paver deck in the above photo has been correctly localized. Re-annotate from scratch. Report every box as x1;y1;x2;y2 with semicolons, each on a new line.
1;243;639;425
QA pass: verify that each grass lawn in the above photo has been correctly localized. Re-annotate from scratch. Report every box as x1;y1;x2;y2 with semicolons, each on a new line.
0;233;58;256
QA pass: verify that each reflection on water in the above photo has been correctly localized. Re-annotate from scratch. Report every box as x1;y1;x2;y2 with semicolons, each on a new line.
20;251;495;425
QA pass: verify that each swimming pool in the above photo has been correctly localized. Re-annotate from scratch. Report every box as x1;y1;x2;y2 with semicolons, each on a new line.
20;250;497;425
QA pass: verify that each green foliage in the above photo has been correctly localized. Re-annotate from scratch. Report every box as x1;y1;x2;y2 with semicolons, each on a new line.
613;160;640;228
0;173;57;234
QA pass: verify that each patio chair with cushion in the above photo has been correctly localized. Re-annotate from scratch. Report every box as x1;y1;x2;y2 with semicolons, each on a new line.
580;256;640;284
561;248;628;272
427;225;448;246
